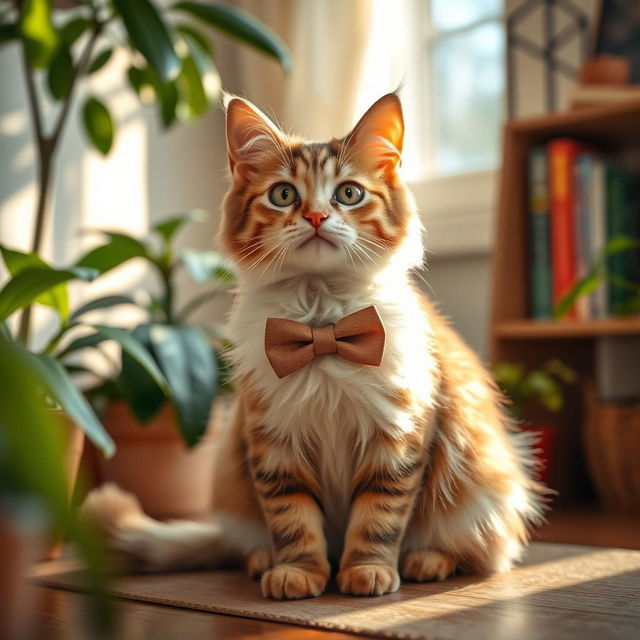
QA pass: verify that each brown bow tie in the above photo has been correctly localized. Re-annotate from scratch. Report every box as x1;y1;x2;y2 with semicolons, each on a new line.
264;306;385;378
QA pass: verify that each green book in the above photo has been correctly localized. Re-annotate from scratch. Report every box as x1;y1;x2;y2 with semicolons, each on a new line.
606;165;635;315
528;147;552;319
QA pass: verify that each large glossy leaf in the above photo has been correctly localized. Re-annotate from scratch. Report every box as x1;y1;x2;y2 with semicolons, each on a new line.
91;324;168;393
177;34;220;119
113;0;180;82
19;0;58;68
87;47;113;74
76;232;149;274
173;2;291;71
149;324;217;446
29;352;115;457
60;16;89;47
0;266;96;322
70;294;136;321
47;44;73;100
82;96;114;155
119;324;166;424
1;246;70;321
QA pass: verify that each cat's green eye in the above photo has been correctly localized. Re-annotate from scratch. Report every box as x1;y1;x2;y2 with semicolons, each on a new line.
334;182;365;206
269;182;298;207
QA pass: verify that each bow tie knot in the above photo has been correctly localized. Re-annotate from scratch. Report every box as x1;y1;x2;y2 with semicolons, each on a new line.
264;306;385;378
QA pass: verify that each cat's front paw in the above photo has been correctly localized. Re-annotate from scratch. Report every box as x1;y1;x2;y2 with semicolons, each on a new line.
337;564;400;596
261;564;327;599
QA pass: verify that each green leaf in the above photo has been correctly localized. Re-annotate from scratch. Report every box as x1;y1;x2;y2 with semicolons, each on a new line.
0;22;17;47
181;249;230;283
554;271;602;319
47;44;73;100
119;324;166;423
60;16;89;47
76;231;148;274
19;0;58;68
127;64;179;127
173;1;291;71
0;266;96;323
82;96;114;155
149;324;217;446
153;209;208;244
176;34;220;119
0;246;70;321
29;352;115;457
175;23;213;57
56;330;107;359
70;294;136;321
87;47;113;74
113;0;180;82
91;324;168;393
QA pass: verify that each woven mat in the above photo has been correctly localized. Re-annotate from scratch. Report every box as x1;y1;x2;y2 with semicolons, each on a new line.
32;543;640;640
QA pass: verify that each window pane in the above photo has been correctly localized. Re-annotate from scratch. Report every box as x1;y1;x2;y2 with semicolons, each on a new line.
432;21;505;175
432;0;502;31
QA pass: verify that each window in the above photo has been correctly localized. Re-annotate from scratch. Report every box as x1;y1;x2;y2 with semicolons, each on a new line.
428;0;505;176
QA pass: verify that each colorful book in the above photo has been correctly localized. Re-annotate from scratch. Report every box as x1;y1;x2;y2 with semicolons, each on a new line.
588;156;607;318
574;153;592;320
528;147;552;319
606;165;633;315
548;139;584;319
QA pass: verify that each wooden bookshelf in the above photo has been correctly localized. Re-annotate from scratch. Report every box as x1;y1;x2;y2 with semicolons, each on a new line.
490;99;640;504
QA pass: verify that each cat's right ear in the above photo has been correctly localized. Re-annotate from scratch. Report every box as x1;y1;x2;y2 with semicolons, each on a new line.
224;95;284;179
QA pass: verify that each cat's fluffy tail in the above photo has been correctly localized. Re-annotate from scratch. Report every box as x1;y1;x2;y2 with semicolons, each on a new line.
82;484;263;573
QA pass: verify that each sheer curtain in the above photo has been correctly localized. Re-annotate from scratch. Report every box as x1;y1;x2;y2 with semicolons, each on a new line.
231;0;418;159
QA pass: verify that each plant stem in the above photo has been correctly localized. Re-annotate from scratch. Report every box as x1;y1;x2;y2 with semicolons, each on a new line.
16;15;103;346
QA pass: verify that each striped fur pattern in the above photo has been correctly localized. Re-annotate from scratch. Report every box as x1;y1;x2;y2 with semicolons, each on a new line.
83;93;545;599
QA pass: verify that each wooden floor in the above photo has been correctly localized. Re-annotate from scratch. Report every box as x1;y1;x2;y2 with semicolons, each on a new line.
23;507;640;640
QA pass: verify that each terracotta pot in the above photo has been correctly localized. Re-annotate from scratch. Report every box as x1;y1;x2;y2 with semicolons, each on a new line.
579;55;630;85
97;399;231;520
0;508;46;640
44;413;85;560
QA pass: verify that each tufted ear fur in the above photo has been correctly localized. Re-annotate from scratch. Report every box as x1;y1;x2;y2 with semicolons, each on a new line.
344;93;404;176
224;94;285;179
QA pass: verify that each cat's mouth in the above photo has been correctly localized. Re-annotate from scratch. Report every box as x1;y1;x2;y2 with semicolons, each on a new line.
297;233;337;250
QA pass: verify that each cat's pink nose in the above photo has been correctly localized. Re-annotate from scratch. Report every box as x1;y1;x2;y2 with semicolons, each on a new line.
303;211;328;229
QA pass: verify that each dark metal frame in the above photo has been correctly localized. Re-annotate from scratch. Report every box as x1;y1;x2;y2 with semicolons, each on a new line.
507;0;590;117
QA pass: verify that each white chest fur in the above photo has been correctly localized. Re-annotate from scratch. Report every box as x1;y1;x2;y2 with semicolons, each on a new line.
228;274;437;550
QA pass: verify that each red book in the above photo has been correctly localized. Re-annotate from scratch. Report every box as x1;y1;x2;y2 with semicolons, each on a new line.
548;139;584;320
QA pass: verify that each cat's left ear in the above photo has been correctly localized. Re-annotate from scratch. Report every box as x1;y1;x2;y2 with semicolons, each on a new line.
345;93;404;176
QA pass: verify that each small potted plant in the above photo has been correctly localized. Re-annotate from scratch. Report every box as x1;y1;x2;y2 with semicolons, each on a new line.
0;245;170;532
492;359;577;484
73;211;236;520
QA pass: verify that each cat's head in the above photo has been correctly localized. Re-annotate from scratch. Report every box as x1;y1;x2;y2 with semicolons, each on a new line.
220;93;423;282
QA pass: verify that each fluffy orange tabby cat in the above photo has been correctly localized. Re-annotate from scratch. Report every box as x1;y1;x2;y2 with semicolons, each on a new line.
84;93;545;600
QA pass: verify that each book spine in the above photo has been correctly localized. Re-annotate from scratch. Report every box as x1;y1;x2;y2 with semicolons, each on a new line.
574;154;591;320
549;139;581;319
589;157;607;318
528;147;552;319
606;165;631;315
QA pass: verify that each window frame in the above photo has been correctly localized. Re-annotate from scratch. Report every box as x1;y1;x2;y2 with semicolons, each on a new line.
405;0;506;257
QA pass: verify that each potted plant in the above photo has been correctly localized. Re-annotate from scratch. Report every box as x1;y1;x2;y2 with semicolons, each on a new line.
73;210;236;520
492;359;577;484
0;337;113;639
0;245;171;527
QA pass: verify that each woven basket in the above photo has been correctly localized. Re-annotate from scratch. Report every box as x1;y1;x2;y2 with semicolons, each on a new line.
583;389;640;512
